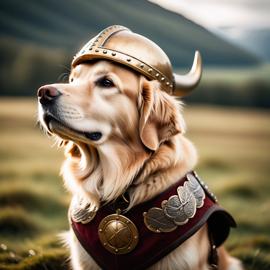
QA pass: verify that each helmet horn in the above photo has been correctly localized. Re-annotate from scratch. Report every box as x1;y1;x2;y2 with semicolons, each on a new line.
173;51;202;96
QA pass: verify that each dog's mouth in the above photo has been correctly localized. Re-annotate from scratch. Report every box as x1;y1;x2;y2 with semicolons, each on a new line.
44;114;102;142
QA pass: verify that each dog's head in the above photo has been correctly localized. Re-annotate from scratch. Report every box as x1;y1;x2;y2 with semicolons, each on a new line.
38;60;183;151
37;60;190;205
38;25;202;152
37;25;201;205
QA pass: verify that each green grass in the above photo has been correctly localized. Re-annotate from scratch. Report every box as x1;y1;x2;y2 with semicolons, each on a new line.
0;98;270;269
184;106;270;269
198;64;270;84
182;64;270;108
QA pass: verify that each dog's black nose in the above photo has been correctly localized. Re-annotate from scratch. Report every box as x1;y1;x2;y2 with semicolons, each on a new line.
37;86;62;105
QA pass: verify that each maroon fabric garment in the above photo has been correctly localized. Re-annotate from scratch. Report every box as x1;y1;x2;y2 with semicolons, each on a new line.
71;172;236;270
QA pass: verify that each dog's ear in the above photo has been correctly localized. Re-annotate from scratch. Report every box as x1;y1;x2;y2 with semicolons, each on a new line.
138;78;185;151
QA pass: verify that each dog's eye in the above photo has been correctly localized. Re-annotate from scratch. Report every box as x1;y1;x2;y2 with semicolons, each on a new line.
96;77;115;88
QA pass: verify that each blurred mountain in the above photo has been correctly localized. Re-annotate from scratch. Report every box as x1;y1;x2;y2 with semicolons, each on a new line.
222;28;270;62
0;0;260;68
0;0;265;98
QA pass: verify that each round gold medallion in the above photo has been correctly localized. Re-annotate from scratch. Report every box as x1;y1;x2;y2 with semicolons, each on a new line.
98;213;139;254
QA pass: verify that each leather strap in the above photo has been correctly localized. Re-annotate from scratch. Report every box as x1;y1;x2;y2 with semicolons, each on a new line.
208;230;219;269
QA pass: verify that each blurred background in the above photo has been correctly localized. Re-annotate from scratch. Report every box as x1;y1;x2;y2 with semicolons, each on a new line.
0;0;269;269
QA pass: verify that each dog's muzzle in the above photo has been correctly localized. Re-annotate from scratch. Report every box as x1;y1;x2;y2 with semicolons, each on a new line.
37;86;103;142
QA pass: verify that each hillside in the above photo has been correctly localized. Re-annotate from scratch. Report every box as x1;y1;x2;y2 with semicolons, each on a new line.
0;0;262;97
0;0;260;67
227;28;270;62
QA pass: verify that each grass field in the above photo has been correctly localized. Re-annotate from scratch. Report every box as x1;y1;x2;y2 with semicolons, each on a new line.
0;98;269;270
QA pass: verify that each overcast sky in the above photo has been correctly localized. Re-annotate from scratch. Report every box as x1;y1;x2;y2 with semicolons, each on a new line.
150;0;270;38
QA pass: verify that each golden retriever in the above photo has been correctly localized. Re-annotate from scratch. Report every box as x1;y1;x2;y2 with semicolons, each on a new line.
37;60;243;270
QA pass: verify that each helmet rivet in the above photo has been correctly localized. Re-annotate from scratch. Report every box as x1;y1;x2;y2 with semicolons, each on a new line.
112;52;116;56
140;64;144;68
156;73;159;77
95;49;99;53
161;77;165;81
148;68;153;73
103;50;107;54
170;84;173;88
166;82;170;86
127;58;131;62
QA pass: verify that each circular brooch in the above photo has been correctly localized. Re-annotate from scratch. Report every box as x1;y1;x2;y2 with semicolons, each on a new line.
98;211;139;254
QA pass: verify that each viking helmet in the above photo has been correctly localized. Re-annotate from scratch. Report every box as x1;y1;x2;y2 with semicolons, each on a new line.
72;25;202;96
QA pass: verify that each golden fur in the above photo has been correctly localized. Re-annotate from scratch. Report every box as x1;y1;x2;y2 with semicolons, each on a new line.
38;61;243;270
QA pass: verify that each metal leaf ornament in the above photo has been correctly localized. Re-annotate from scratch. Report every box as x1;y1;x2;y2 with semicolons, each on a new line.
186;174;205;208
143;207;177;233
144;173;206;233
163;185;197;225
70;196;96;224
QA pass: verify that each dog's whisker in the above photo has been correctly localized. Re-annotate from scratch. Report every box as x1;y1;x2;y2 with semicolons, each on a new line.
59;64;71;73
57;72;69;83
